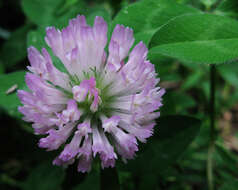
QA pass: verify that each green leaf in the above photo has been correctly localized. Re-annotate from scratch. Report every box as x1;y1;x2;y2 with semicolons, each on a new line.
21;0;62;26
51;1;88;29
149;14;238;64
133;30;155;46
0;71;26;118
112;0;199;44
0;25;32;68
21;162;65;190
21;0;87;28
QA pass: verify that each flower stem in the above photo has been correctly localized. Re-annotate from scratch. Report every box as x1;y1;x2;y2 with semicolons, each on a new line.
100;167;120;190
207;64;216;190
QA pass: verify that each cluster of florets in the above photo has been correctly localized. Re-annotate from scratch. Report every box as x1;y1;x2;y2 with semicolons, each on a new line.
18;15;165;172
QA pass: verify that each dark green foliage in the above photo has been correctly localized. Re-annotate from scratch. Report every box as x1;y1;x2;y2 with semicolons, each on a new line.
118;115;201;189
21;162;65;190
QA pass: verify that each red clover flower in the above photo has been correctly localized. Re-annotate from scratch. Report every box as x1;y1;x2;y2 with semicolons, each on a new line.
18;15;165;172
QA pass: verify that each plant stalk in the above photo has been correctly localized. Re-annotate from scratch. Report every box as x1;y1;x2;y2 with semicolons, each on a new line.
207;64;216;190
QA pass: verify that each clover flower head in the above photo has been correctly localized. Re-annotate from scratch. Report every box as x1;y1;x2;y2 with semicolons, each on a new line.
18;15;165;172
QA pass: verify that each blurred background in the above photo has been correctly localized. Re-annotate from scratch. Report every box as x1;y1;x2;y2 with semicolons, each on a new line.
1;0;238;189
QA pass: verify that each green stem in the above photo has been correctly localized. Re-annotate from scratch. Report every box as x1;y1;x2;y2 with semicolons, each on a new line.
207;140;215;190
207;65;216;190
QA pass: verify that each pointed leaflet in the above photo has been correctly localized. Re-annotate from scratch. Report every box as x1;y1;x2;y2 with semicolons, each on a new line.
149;14;238;64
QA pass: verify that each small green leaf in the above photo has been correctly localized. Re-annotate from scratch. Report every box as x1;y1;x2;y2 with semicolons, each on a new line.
149;14;238;64
0;71;26;118
21;162;65;190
